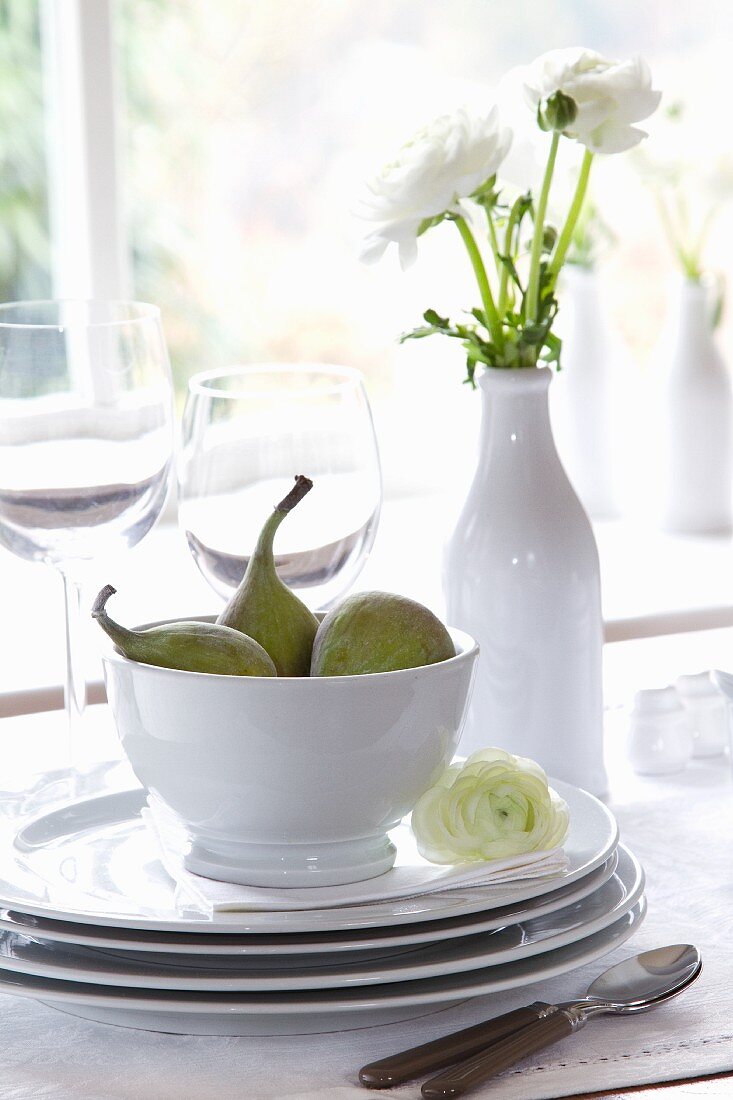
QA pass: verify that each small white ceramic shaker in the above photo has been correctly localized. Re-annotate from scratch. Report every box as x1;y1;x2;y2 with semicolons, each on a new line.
627;687;695;776
675;672;729;758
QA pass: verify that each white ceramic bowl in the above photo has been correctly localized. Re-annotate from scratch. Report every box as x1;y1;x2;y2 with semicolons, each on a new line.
102;618;478;889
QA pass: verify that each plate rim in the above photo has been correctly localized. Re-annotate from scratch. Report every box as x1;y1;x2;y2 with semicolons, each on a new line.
0;849;620;954
0;846;644;992
0;780;619;934
0;900;646;1013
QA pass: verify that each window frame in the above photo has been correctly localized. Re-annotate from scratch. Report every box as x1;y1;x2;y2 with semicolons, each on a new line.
40;0;128;300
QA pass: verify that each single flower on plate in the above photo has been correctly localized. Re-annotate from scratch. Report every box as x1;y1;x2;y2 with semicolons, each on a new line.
521;47;661;154
359;105;512;268
411;747;569;864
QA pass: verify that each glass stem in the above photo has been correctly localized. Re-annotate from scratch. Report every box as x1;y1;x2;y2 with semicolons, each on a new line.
60;567;87;777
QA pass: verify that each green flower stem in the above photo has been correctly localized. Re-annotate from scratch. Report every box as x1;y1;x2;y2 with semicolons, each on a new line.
675;191;689;237
693;203;718;262
526;131;560;323
485;208;502;276
498;195;524;318
548;147;594;281
655;191;695;276
655;188;715;282
455;215;503;348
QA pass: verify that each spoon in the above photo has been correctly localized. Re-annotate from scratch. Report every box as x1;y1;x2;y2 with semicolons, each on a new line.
420;944;701;1098
358;944;700;1090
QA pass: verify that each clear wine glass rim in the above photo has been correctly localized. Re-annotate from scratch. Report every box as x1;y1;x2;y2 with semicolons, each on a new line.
187;363;365;399
0;299;161;330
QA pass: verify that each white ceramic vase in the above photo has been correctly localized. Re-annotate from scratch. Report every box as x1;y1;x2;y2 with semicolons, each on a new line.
658;278;732;534
551;265;620;519
443;366;607;796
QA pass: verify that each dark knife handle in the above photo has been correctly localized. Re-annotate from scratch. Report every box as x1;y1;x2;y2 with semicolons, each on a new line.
358;1002;554;1089
421;1010;579;1098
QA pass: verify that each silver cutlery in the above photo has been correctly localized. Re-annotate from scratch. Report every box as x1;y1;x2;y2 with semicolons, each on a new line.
359;944;700;1091
421;944;701;1098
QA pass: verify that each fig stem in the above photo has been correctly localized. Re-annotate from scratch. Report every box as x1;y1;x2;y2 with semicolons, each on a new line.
91;584;139;651
92;584;117;619
275;475;313;514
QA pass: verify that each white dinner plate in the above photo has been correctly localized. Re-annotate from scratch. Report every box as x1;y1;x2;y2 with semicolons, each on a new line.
0;902;646;1035
0;849;619;955
0;846;643;991
0;782;618;934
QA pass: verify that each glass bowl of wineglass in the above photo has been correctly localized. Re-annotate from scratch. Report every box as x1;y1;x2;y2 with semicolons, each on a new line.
178;364;381;611
0;300;174;799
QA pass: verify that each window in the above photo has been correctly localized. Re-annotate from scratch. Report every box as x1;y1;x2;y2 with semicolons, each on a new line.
0;1;50;301
2;1;733;704
112;2;733;502
2;1;732;495
114;1;733;390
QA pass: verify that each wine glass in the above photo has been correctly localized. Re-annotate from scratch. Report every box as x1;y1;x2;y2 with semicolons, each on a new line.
0;300;174;799
178;364;381;611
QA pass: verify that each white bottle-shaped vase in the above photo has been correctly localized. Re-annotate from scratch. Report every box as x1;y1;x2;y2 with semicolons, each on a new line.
659;278;732;534
551;265;621;519
443;366;607;796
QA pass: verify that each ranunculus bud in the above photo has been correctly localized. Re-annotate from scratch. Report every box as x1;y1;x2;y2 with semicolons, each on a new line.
520;48;661;154
537;90;578;133
411;747;570;864
542;225;558;252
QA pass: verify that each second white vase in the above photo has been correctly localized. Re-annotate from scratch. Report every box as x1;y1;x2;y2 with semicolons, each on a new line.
444;366;607;796
551;265;621;519
657;278;733;535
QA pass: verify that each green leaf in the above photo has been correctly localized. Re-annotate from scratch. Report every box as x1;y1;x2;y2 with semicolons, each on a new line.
398;326;439;343
395;288;570;376
519;323;549;346
464;338;492;362
471;175;500;211
526;227;557;257
423;308;450;327
541;332;562;364
498;253;523;292
417;212;452;237
515;192;534;220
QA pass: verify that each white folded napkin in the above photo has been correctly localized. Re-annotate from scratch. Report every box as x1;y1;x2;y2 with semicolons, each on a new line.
143;795;569;915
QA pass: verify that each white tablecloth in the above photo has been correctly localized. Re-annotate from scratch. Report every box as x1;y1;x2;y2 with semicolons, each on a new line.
0;708;731;1099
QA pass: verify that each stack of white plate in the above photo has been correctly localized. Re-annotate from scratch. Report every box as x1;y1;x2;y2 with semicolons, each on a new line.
0;781;645;1035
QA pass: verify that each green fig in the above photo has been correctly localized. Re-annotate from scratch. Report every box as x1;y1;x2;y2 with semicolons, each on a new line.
92;585;276;677
310;591;455;676
216;475;319;676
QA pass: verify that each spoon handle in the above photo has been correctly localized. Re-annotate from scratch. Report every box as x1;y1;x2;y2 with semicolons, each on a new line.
421;1010;582;1099
358;1002;554;1088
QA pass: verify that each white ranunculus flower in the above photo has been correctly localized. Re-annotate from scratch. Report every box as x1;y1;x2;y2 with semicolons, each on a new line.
411;747;570;865
522;48;661;155
360;106;512;268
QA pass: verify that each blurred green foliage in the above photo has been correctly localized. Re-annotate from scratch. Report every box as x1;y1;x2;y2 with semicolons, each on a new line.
0;0;50;301
118;0;229;397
